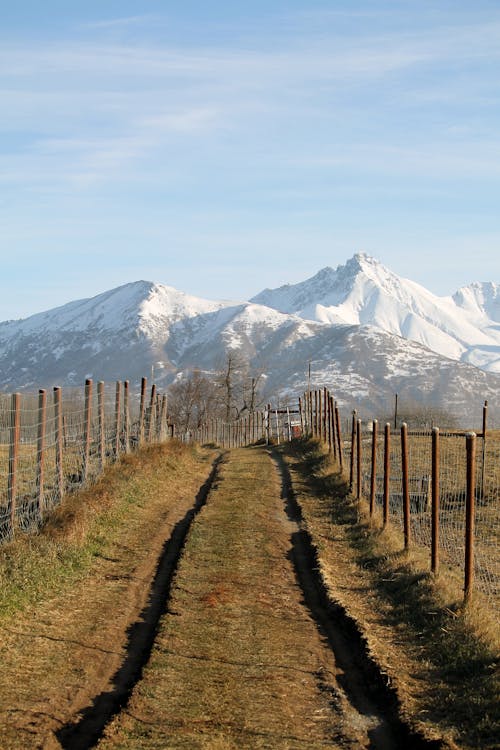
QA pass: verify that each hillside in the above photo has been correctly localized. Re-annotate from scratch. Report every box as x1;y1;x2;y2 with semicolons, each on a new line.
0;255;499;423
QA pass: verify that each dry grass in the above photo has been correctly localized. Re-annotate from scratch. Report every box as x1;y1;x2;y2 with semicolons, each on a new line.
281;437;499;750
0;440;218;749
98;447;373;749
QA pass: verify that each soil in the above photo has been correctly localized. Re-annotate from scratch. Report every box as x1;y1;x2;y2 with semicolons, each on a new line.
0;443;467;749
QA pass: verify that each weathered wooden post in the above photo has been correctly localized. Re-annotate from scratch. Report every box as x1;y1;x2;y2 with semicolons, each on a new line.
114;381;122;458
431;427;440;574
335;402;343;470
54;387;64;502
8;393;21;535
383;423;390;527
159;394;168;441
147;384;156;443
349;410;357;491
36;389;47;517
356;418;362;501
464;432;476;603
98;381;105;470
82;379;93;482
123;380;130;453
401;423;411;549
138;376;147;446
370;419;378;517
480;400;487;499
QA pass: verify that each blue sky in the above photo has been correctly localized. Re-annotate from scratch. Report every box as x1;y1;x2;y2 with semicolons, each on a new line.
1;0;499;320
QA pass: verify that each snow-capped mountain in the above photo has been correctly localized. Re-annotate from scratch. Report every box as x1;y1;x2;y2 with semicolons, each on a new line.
0;257;499;424
251;253;500;374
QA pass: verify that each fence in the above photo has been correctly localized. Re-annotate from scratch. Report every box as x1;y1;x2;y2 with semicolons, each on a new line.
301;388;499;612
0;377;171;543
180;403;300;447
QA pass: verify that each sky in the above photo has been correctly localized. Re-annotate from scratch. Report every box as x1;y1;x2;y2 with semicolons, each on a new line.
1;0;499;320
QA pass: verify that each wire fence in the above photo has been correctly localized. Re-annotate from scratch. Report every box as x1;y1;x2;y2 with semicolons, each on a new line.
300;388;499;613
0;377;171;544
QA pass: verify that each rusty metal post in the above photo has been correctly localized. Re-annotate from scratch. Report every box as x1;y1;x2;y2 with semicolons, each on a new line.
123;380;130;452
138;376;147;446
98;381;105;470
383;423;390;527
54;387;64;502
114;381;122;458
401;423;411;549
370;419;378;517
335;402;343;470
349;410;357;490
82;378;93;482
464;432;476;603
356;418;362;501
8;393;21;534
36;389;47;517
431;427;440;574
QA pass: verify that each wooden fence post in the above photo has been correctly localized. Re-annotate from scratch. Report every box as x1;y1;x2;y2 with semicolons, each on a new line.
123;380;130;452
36;389;47;517
98;381;105;470
54;387;64;502
82;379;93;482
8;393;21;535
356;418;362;501
329;396;336;459
431;427;440;574
370;419;378;517
401;422;411;549
147;384;156;443
139;376;147;446
464;432;476;603
383;423;390;528
159;394;168;441
480;400;487;499
349;410;357;490
114;381;122;458
335;402;343;470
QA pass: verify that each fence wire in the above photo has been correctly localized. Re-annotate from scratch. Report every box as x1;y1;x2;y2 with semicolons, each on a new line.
306;390;499;613
0;380;171;544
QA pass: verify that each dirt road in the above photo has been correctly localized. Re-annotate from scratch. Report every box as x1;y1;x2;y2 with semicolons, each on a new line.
0;444;448;749
92;448;408;749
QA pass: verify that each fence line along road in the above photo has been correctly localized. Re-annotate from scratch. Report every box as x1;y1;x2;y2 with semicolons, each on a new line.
0;377;171;543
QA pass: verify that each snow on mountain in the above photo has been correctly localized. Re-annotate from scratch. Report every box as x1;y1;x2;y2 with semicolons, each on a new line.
251;253;500;373
453;281;500;323
0;259;499;424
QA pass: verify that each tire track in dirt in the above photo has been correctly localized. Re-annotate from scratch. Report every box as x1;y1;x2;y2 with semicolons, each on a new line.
55;454;224;750
272;448;443;749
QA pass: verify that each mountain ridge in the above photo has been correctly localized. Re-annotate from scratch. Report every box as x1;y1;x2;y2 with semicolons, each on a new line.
0;255;498;424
